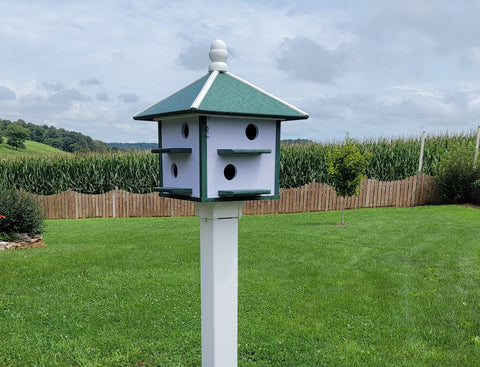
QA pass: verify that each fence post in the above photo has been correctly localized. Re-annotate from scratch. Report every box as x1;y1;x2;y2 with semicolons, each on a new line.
113;187;117;218
474;125;480;169
411;174;418;207
418;131;426;173
74;191;79;219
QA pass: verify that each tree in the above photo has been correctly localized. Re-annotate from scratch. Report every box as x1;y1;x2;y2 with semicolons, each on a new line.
5;123;30;149
327;138;371;224
27;122;47;143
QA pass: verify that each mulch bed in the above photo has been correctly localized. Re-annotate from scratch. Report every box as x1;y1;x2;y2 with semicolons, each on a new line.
0;236;46;250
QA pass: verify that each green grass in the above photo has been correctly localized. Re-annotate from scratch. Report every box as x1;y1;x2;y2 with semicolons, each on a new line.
0;138;67;157
1;206;480;366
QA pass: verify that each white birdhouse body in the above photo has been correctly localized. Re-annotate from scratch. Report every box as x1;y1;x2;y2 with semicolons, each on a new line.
133;40;308;202
154;115;280;202
160;116;201;198
205;117;278;199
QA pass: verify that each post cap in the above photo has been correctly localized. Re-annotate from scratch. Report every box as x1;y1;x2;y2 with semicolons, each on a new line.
208;39;229;73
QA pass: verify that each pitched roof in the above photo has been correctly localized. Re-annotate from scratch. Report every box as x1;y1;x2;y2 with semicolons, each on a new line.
133;70;308;121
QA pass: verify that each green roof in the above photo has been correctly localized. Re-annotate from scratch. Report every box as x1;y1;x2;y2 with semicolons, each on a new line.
133;71;308;121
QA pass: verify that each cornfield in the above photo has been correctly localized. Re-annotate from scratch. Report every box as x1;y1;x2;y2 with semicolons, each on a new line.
280;131;478;187
361;133;476;181
0;153;158;194
0;131;478;194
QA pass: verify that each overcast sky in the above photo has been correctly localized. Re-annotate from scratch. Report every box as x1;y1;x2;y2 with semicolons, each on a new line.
1;0;480;143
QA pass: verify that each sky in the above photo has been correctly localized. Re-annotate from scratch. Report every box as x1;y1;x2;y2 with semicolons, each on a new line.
1;0;480;143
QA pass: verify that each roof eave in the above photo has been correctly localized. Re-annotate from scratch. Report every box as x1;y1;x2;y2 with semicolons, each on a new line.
133;109;308;122
133;108;198;121
195;108;308;120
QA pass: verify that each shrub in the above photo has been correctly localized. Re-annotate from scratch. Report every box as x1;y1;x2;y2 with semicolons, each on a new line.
433;144;480;204
0;187;45;241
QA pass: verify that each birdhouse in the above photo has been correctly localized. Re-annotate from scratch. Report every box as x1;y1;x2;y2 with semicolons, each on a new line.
133;39;308;202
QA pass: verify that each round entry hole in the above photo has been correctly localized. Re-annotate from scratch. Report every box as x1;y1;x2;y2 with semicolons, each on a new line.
245;123;258;140
171;163;178;178
182;123;189;139
224;164;236;180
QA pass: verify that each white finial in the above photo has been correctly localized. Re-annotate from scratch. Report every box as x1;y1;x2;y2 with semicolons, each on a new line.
209;39;229;72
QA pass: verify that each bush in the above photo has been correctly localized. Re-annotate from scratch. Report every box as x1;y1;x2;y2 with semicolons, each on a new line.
0;187;46;241
433;144;480;204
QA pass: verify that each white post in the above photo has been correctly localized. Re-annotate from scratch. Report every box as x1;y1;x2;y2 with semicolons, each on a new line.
195;201;245;367
474;125;480;169
418;131;426;173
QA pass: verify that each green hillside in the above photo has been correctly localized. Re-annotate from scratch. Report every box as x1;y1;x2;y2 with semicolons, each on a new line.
1;118;111;153
0;138;68;157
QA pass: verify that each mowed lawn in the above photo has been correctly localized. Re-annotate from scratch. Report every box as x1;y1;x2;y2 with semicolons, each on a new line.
1;206;480;366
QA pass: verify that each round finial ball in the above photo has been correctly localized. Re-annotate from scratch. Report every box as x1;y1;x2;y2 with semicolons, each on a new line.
209;39;229;72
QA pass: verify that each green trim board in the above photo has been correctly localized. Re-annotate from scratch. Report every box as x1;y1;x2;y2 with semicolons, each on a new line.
157;121;163;188
151;148;192;154
275;120;281;197
218;189;271;197
153;187;193;195
199;116;208;201
152;192;279;202
155;193;201;201
217;149;271;155
206;193;279;202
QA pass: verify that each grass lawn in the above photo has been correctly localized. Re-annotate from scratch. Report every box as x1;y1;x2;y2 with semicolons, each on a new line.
1;206;480;366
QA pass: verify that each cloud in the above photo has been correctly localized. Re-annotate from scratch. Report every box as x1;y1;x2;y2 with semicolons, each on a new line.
365;0;480;52
275;35;345;84
177;41;211;71
96;92;109;101
459;47;480;66
41;81;64;92
0;85;16;100
50;88;90;105
1;1;480;143
110;52;124;62
288;87;480;142
355;0;480;79
13;81;91;117
118;93;140;103
80;77;103;87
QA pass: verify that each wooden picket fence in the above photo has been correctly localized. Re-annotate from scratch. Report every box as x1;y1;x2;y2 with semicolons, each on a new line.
33;173;435;220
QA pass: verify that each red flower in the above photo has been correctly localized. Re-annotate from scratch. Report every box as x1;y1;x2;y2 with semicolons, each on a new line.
0;214;5;219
